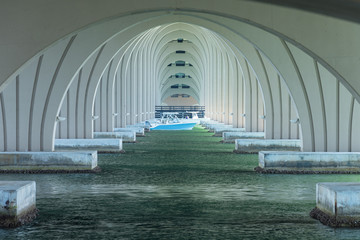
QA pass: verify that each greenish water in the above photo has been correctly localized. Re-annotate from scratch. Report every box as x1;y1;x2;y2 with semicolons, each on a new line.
1;126;360;239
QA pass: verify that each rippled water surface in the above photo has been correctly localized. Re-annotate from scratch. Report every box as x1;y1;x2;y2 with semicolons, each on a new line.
1;126;360;239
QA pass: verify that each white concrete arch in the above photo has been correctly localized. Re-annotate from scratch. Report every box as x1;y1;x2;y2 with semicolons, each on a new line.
161;88;200;103
161;77;200;94
1;3;360;153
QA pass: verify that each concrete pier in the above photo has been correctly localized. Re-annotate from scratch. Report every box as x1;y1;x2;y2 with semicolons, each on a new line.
234;139;302;153
213;127;245;137
93;132;136;143
310;183;360;227
55;139;123;153
256;152;360;173
222;132;265;143
0;181;37;228
0;151;98;173
114;127;145;137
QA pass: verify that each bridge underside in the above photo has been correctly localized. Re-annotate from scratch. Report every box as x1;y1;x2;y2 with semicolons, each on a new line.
0;1;360;153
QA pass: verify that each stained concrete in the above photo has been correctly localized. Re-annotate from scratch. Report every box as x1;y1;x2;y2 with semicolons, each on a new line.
222;132;265;143
310;182;360;227
114;127;145;137
0;181;37;228
213;127;245;137
55;139;123;153
234;139;302;153
93;132;136;143
258;151;360;173
0;152;98;171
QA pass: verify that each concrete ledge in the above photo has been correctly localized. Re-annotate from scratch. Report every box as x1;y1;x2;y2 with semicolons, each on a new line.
256;152;360;173
114;127;145;137
93;132;136;143
234;139;302;153
55;139;123;153
310;183;360;227
222;132;265;143
213;127;245;137
0;151;98;172
0;181;38;228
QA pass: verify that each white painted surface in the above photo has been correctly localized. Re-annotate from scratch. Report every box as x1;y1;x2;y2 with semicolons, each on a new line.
0;181;36;216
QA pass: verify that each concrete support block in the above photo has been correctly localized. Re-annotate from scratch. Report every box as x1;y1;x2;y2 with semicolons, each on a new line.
207;124;232;132
0;152;98;173
127;124;150;132
256;152;360;173
234;139;302;153
310;183;360;227
200;119;218;127
93;132;136;143
55;139;123;153
201;122;221;128
213;127;246;137
222;132;265;143
0;181;38;228
114;127;145;137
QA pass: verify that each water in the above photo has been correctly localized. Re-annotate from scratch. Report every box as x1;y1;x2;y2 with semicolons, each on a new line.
1;126;360;239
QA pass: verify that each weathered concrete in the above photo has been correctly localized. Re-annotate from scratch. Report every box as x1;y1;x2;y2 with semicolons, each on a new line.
55;139;123;153
127;124;150;132
310;183;360;227
0;152;98;172
200;120;218;127
114;127;145;137
207;124;232;132
256;152;360;173
234;139;302;153
0;181;37;228
213;127;245;137
222;132;265;143
93;132;136;143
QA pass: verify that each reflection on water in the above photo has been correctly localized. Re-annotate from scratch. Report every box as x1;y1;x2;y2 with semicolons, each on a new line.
1;129;360;239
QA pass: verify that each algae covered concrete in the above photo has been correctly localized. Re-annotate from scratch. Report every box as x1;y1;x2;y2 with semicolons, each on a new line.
0;181;37;228
55;139;123;153
0;151;98;171
259;151;360;172
235;139;302;153
94;132;136;142
222;132;265;143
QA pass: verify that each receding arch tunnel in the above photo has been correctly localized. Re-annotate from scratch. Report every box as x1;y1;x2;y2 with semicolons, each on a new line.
1;1;360;153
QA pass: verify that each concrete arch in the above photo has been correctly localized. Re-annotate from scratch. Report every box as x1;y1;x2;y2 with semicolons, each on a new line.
0;3;359;153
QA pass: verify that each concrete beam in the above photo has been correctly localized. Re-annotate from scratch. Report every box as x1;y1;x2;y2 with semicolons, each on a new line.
310;182;360;227
234;139;302;153
93;132;136;143
0;152;98;173
256;151;360;173
222;131;265;143
55;139;123;153
0;181;38;228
